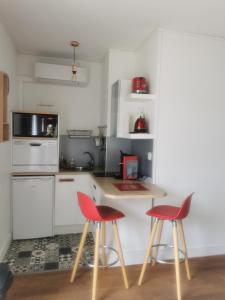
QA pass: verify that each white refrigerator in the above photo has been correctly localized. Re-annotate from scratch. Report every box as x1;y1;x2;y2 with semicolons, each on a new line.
12;176;54;239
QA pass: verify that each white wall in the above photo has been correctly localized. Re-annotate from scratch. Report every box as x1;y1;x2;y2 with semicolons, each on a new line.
135;29;225;258
155;30;225;257
17;55;103;135
0;22;17;260
134;30;162;95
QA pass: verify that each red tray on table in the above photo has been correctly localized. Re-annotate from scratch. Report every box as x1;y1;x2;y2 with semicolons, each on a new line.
113;183;148;191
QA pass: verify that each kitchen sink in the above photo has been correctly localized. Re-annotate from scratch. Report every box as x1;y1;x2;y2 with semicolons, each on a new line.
60;166;94;172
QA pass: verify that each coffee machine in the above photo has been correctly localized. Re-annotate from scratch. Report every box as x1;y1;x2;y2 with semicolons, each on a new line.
119;151;138;180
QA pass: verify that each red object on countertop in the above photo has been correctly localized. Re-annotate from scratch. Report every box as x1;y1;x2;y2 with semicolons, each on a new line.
132;77;148;94
122;155;138;180
113;183;148;191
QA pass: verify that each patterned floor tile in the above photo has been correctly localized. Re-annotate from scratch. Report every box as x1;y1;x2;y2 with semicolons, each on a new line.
4;233;94;275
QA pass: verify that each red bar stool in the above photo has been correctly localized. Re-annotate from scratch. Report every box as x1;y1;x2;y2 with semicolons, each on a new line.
138;193;194;300
70;192;129;300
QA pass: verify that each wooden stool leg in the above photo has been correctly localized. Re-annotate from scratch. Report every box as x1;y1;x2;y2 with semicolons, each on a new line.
152;219;164;266
70;221;90;283
92;222;101;300
178;220;191;280
112;221;129;289
138;219;159;286
101;221;107;267
172;221;182;300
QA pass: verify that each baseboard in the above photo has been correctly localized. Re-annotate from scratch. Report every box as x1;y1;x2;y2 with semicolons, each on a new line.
121;244;225;266
0;233;11;262
188;244;225;258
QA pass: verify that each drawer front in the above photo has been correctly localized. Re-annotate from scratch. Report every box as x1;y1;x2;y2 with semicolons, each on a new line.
55;175;84;226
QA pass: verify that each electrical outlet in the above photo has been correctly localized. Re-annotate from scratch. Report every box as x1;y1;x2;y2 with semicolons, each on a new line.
147;152;152;161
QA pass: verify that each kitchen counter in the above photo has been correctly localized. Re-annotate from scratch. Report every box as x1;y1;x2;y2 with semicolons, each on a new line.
11;170;91;176
89;175;167;266
92;176;166;199
12;171;166;199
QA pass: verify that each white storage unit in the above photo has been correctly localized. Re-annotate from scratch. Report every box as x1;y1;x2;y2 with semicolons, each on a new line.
12;139;59;172
110;80;156;139
54;174;89;233
12;176;54;239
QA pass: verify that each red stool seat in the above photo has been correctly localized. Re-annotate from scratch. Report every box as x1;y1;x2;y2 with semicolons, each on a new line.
96;206;125;221
77;192;125;222
146;205;181;220
147;193;193;221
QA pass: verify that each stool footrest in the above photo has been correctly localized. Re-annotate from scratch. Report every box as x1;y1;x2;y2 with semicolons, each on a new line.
151;243;185;265
74;245;119;269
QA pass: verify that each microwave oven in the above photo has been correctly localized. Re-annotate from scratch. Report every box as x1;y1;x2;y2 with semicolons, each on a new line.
12;112;58;138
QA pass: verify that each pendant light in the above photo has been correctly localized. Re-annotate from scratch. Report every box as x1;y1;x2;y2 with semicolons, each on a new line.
70;41;80;81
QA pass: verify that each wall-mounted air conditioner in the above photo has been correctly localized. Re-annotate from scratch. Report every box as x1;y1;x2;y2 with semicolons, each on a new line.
34;62;88;85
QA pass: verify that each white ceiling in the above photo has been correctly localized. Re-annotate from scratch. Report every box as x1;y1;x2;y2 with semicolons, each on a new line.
0;0;225;62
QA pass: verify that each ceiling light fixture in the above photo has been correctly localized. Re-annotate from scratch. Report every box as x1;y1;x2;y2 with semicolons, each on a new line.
70;41;80;81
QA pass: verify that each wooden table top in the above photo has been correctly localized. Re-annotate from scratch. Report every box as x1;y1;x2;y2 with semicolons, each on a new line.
92;176;166;199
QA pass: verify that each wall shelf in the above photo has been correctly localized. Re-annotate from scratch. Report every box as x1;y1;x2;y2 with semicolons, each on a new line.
125;133;155;139
110;80;156;140
128;93;156;101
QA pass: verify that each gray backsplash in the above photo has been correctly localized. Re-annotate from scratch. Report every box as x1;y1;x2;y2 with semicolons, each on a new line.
60;135;153;177
105;137;132;173
105;137;153;177
59;135;104;167
131;139;153;177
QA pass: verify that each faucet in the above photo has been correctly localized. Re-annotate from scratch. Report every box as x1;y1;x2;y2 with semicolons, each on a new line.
83;152;94;170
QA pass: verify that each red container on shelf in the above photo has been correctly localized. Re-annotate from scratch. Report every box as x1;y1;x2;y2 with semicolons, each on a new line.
132;77;148;94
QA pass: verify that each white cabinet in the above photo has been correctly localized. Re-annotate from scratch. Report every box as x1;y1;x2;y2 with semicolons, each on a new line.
55;174;88;226
35;63;88;85
12;176;54;239
110;79;156;139
54;174;90;233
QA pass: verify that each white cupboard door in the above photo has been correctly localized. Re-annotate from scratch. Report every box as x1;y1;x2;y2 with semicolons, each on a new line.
12;177;54;239
55;175;86;226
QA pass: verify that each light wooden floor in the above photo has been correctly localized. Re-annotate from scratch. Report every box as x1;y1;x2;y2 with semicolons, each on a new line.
6;255;225;300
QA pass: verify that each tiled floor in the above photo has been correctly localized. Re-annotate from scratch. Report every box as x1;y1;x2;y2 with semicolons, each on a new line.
4;233;94;274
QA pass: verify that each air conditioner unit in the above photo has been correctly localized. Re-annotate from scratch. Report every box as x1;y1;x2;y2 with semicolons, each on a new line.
34;62;88;85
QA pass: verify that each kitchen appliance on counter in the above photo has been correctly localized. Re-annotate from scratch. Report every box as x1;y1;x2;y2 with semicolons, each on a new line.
119;151;138;180
12;112;58;138
12;176;54;239
12;139;58;172
132;77;148;94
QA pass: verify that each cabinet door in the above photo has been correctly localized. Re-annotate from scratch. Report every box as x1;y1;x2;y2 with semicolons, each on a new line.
12;177;54;239
55;175;82;226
